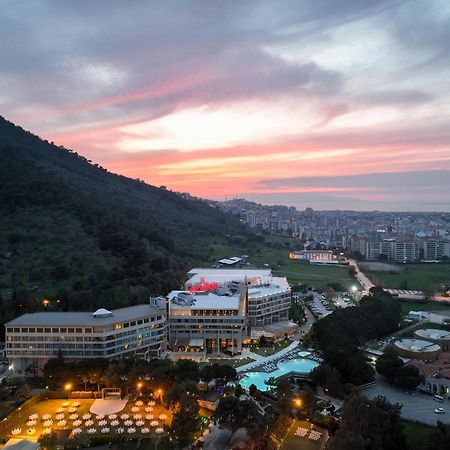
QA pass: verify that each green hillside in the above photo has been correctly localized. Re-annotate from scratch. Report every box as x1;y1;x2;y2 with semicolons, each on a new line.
0;116;248;331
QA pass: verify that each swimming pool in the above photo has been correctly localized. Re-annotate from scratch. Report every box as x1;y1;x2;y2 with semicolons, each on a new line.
240;357;319;391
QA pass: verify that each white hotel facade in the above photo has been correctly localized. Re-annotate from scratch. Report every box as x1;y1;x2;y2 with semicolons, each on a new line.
165;268;293;354
5;305;166;374
4;269;294;370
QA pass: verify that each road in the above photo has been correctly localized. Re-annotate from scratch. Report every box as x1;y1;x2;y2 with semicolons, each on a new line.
348;258;374;291
364;375;450;425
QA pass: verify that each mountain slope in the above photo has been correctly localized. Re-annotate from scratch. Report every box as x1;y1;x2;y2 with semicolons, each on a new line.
0;116;247;327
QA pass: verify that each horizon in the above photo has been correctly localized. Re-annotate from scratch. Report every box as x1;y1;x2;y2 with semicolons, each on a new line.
1;0;450;211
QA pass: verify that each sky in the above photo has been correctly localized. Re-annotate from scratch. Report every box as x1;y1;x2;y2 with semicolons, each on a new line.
1;0;450;211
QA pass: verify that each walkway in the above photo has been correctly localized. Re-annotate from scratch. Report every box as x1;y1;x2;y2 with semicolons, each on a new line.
237;340;300;373
348;258;374;291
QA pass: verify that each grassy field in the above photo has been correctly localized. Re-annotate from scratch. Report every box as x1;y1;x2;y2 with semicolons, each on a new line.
402;421;436;450
363;263;450;291
0;397;172;442
279;419;327;450
250;340;293;356
205;357;255;368
274;261;357;290
398;299;450;315
207;236;357;290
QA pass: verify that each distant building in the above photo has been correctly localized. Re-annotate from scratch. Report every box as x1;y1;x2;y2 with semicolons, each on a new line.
5;305;166;374
289;250;338;264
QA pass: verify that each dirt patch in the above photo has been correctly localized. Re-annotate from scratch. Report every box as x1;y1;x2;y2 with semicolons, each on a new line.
360;262;403;273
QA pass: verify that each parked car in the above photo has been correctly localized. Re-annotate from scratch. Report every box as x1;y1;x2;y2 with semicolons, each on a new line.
434;408;446;414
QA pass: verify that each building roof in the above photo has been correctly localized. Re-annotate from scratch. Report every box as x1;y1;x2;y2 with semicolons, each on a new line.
415;329;450;341
168;291;240;310
394;338;441;353
5;304;161;327
187;268;272;285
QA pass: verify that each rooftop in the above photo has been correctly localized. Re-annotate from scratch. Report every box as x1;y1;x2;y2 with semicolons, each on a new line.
394;338;441;353
5;304;161;327
415;329;450;341
187;268;272;286
168;291;240;310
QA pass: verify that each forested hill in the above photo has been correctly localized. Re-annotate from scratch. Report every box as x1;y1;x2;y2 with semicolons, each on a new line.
0;116;247;327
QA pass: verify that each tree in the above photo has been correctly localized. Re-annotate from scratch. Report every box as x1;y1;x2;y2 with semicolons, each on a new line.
328;392;404;450
324;286;336;301
15;384;32;401
214;396;266;440
394;365;423;390
276;378;293;414
249;383;257;397
376;354;404;381
169;396;199;448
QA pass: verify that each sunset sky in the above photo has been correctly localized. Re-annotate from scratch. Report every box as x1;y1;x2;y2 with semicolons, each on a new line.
1;0;450;211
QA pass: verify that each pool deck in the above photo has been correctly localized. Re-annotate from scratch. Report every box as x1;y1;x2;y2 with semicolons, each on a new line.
237;340;301;373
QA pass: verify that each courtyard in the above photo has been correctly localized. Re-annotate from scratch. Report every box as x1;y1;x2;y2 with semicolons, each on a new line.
0;397;172;443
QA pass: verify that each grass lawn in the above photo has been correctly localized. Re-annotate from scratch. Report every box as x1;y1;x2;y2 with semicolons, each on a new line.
206;357;255;368
398;299;450;315
280;419;327;450
364;263;450;291
0;398;94;441
250;339;293;356
402;420;436;450
273;261;357;290
0;397;172;442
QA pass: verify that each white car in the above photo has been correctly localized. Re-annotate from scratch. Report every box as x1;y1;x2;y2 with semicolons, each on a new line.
434;408;446;414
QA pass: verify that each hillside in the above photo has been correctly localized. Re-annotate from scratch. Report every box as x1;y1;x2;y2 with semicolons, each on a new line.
0;116;248;330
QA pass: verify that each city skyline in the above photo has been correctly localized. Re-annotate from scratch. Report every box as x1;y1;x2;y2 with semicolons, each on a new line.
1;0;450;211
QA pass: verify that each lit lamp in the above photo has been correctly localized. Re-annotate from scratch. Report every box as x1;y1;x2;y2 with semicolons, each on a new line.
294;398;302;408
64;382;73;399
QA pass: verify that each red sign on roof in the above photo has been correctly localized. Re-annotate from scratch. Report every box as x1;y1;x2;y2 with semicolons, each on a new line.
188;277;219;293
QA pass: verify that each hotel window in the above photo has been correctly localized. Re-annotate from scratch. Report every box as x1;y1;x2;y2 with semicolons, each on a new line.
14;328;20;333
76;328;82;333
85;328;92;333
68;328;74;333
52;328;58;333
37;328;43;333
114;324;122;330
60;328;67;333
45;328;51;333
21;328;28;333
28;328;35;333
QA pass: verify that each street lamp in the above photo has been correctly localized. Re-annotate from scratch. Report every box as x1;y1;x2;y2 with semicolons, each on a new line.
294;398;302;408
64;382;73;399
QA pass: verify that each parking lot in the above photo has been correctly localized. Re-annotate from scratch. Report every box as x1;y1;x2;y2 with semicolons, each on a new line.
308;292;353;318
364;376;450;426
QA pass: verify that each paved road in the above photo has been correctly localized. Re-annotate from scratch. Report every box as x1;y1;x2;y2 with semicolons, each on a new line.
364;376;450;425
348;259;374;291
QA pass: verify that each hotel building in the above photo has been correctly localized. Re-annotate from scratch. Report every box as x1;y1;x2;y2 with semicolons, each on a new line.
5;305;166;374
165;268;293;354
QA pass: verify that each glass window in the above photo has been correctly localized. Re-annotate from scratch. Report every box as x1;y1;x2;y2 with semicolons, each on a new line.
76;328;82;333
85;328;92;333
45;328;51;333
14;328;20;333
60;328;67;333
21;328;28;333
52;328;58;333
37;328;43;333
68;328;74;333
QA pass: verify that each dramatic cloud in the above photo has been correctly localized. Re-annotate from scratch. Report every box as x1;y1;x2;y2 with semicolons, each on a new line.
1;0;449;210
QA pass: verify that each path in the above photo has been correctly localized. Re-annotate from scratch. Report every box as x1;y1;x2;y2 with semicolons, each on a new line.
348;258;374;291
237;340;300;372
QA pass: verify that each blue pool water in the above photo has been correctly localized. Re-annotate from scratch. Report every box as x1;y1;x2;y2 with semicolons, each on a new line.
240;357;319;391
